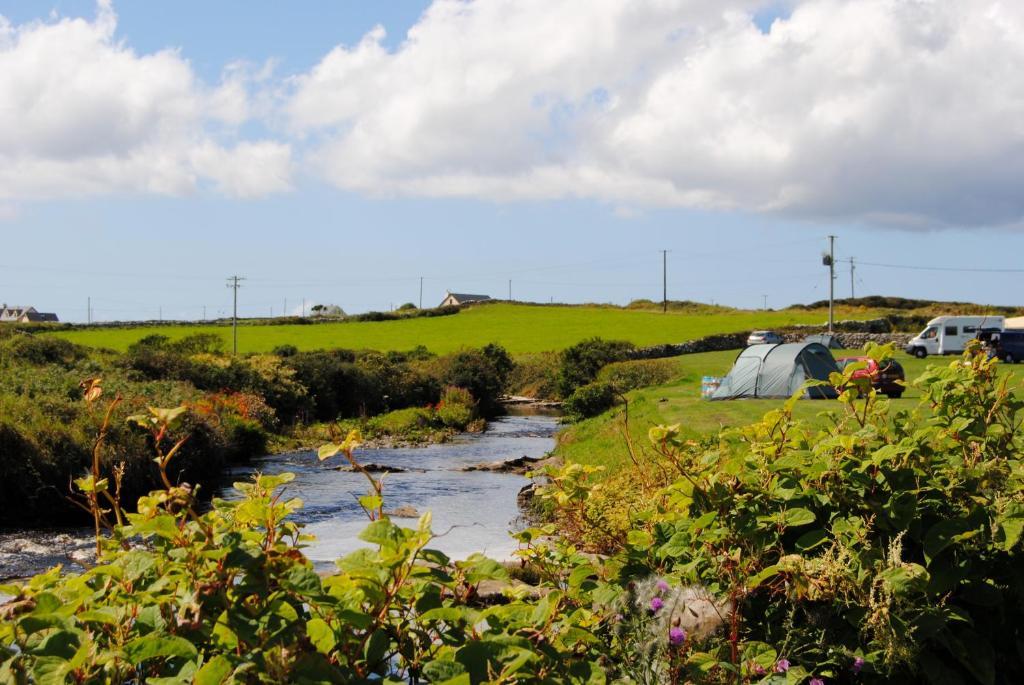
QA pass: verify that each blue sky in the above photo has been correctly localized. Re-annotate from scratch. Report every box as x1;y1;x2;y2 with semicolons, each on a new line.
2;1;1023;322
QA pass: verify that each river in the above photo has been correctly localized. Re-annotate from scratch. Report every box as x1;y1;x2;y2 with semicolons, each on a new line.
0;412;558;580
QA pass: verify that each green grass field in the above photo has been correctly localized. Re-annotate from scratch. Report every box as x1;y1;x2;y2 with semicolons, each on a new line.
50;303;883;355
554;349;1024;472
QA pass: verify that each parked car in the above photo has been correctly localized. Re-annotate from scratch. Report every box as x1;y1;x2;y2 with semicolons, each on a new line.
837;356;906;398
746;330;783;346
980;328;1024;363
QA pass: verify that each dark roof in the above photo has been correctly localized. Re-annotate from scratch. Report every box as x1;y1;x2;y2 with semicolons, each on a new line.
447;293;492;302
24;311;59;322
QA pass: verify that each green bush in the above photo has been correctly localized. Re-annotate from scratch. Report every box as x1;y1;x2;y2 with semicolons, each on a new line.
435;343;513;416
223;416;268;461
4;333;87;367
562;381;617;422
539;345;1024;682
364;407;438;441
597;357;677;392
508;351;560;399
557;337;635;397
436;386;477;429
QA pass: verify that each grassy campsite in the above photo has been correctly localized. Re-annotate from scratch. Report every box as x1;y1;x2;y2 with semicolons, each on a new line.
552;346;977;473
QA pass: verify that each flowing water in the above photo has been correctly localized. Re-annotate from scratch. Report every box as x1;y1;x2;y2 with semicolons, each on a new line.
0;412;558;580
220;412;557;569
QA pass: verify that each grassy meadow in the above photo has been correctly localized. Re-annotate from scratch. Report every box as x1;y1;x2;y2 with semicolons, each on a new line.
48;302;885;354
554;348;1024;472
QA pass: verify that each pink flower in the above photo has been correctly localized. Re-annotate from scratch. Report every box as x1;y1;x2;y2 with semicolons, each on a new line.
649;597;664;612
775;659;790;673
852;656;865;674
656;579;670;593
753;664;767;676
810;678;825;685
668;627;686;645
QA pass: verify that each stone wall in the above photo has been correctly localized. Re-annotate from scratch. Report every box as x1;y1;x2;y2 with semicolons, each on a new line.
781;331;912;348
628;328;911;362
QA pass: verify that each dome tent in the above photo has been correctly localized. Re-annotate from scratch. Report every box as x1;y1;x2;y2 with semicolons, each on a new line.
803;333;843;349
710;342;840;400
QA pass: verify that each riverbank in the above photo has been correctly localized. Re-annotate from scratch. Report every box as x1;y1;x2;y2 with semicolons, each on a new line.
0;413;559;580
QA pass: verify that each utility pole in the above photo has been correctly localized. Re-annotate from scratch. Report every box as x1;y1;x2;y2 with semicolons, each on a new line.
419;277;424;309
203;305;206;321
850;257;856;299
158;306;162;322
762;294;767;311
284;298;287;317
87;297;91;324
662;249;668;313
827;236;835;333
508;279;512;302
302;298;306;318
226;275;245;354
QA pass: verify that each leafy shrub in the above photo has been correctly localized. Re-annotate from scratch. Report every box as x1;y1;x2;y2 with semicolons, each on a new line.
4;333;87;367
538;344;1024;682
222;416;268;461
364;407;435;438
436;386;477;428
272;343;298;357
597;358;676;392
562;381;617;422
0;462;604;683
171;332;224;354
557;337;635;397
508;351;560;399
435;343;513;416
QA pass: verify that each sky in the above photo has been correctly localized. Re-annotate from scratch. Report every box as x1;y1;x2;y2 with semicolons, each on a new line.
1;0;1024;322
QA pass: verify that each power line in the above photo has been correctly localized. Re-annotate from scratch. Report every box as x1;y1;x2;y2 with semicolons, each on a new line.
856;260;1024;274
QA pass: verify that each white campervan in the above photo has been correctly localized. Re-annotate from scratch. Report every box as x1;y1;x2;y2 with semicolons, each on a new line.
904;315;1005;358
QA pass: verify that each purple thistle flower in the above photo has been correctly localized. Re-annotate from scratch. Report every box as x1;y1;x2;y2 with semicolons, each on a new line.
753;664;767;676
656;579;670;593
809;679;825;685
668;627;686;645
852;656;865;674
649;596;664;612
775;658;791;673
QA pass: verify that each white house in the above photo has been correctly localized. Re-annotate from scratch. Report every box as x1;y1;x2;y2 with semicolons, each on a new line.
439;292;492;307
0;305;59;323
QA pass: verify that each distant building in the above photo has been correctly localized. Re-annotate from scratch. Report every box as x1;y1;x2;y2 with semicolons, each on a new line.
0;305;59;323
439;292;492;307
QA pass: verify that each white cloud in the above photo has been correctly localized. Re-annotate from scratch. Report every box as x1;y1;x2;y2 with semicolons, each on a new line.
287;0;1024;228
0;1;291;201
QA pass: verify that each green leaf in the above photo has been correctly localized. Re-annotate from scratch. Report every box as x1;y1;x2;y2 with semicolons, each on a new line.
358;519;405;549
567;563;596;588
195;655;233;685
626;530;653;550
306;618;337;654
364;628;390;668
124;635;198;663
423;660;467;683
29;630;80;659
747;564;781;590
795;528;829;551
924;518;974;561
30;657;71;685
783;508;816;527
997;502;1024;551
